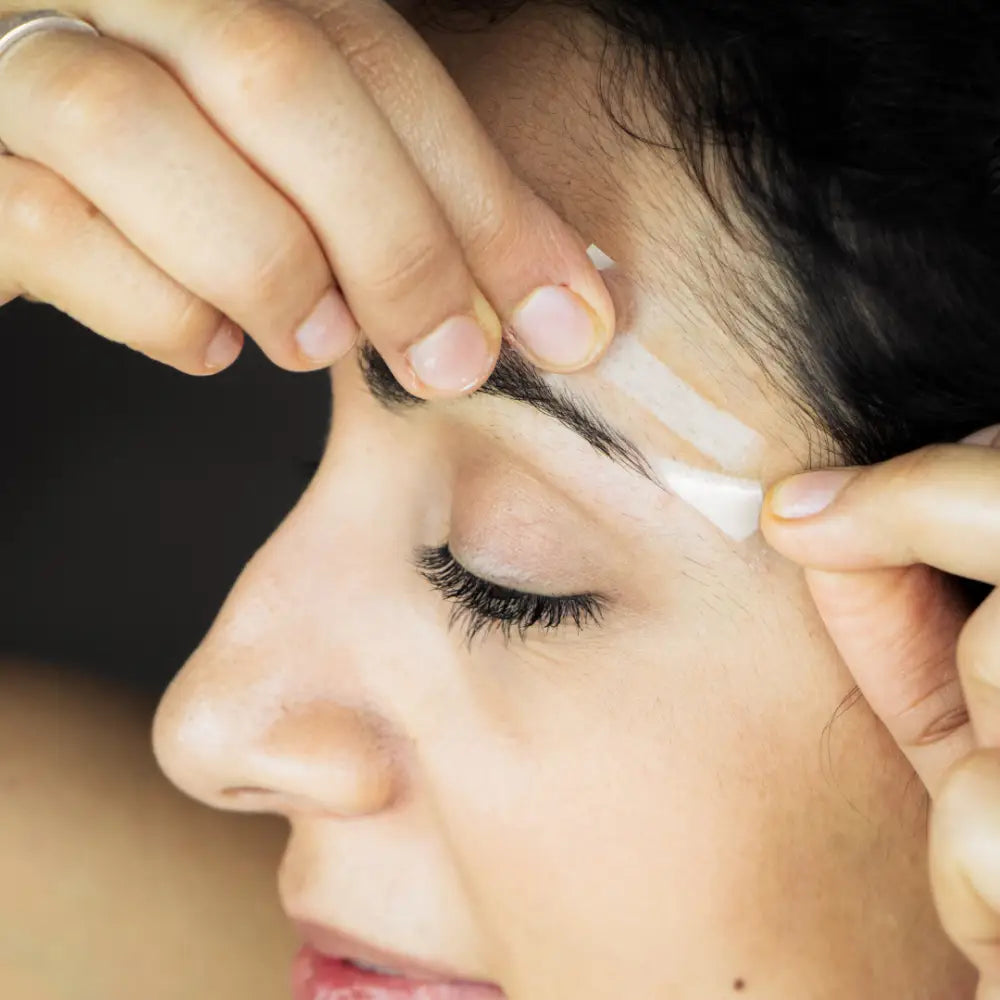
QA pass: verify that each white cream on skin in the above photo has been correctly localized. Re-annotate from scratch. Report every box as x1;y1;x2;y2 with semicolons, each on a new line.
583;244;765;541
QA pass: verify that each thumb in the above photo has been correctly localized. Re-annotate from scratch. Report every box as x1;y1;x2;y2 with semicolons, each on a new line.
805;563;973;799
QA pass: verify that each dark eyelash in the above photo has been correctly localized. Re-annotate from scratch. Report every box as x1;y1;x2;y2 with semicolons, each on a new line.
414;544;605;647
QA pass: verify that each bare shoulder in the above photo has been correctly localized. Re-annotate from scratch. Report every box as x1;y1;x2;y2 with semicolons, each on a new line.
0;657;298;1000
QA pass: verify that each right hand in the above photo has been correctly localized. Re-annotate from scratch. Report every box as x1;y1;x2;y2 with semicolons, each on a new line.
760;432;1000;998
0;0;615;396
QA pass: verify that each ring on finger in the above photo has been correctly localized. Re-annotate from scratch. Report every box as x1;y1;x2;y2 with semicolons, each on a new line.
0;9;101;156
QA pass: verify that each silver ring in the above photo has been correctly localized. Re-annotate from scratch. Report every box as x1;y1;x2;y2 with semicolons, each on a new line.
0;10;101;156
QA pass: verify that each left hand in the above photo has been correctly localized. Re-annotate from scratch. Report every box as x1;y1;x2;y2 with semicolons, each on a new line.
761;426;1000;999
0;0;613;390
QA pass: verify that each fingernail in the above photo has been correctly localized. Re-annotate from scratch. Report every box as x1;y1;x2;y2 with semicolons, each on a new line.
405;312;497;394
295;289;358;363
769;468;859;519
205;319;243;370
960;424;1000;447
510;285;604;370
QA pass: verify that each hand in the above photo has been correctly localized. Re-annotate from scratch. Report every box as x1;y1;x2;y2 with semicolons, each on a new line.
761;426;1000;999
0;0;614;395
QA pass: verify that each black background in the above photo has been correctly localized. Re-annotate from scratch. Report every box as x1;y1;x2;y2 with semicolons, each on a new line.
0;299;331;698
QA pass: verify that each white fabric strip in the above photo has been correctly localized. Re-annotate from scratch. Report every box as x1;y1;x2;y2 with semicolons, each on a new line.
585;244;617;272
586;244;765;540
595;336;761;472
653;460;764;542
586;245;761;471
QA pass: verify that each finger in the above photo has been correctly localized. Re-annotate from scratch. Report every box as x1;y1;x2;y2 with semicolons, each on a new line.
0;155;243;374
54;0;613;395
760;442;1000;584
957;590;1000;748
42;0;498;395
314;1;616;373
804;565;973;800
0;19;356;373
931;750;1000;983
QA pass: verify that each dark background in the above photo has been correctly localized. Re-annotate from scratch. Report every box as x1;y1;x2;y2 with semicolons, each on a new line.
0;299;331;698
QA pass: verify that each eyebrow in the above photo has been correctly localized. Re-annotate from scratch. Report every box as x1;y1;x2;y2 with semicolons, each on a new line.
357;340;657;483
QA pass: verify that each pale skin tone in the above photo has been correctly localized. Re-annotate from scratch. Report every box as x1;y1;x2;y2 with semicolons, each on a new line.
0;0;615;392
763;427;1000;1000
2;1;1000;997
147;7;978;998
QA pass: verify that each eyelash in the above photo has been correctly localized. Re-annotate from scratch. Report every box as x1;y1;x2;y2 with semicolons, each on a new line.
414;545;606;645
294;463;607;645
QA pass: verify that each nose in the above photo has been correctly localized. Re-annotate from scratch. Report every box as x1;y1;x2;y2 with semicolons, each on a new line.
154;677;398;818
151;531;401;821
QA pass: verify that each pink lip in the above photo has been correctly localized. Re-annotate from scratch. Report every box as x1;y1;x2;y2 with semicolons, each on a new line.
291;945;506;1000
290;919;501;987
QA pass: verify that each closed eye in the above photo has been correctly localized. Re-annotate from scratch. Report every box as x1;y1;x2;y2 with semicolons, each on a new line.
414;544;606;646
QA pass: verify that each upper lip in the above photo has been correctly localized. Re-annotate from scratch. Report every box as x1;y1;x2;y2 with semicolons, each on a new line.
291;918;485;984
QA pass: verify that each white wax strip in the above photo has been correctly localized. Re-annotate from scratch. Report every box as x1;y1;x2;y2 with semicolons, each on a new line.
585;243;764;541
654;460;764;541
586;243;617;271
597;337;761;471
587;244;761;469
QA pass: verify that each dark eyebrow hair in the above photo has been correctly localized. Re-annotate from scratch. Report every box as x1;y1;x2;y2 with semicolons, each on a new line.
357;340;657;483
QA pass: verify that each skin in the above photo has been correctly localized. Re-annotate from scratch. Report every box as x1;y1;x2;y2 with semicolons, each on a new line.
762;426;1000;999
0;658;297;1000
143;5;978;998
4;0;997;996
0;0;614;394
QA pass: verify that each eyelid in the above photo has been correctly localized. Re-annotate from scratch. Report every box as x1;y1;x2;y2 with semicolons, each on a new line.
414;544;607;646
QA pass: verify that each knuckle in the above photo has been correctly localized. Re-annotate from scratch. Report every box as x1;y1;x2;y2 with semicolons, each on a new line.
216;224;323;318
463;196;517;261
42;46;159;149
885;443;950;491
147;295;220;357
913;702;970;748
209;0;324;105
364;236;454;305
0;167;90;245
324;10;397;88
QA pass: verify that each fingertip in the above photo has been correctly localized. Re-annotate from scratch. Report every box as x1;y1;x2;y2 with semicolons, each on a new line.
564;252;619;371
758;475;859;567
203;319;244;373
758;484;802;556
757;482;785;532
294;289;360;369
402;291;500;399
766;468;861;521
508;283;609;373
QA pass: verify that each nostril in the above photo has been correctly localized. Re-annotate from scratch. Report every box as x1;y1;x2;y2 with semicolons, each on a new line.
220;785;276;797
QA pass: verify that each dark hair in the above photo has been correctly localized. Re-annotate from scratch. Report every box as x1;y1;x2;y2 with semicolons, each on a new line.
421;0;1000;467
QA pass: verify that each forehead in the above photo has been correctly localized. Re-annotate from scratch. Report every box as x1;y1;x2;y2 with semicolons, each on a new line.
413;6;810;475
416;7;643;234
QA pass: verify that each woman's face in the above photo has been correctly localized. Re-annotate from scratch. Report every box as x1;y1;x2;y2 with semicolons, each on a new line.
152;6;966;997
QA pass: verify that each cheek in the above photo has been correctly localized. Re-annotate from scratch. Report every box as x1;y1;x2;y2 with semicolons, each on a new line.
419;557;897;976
421;657;814;988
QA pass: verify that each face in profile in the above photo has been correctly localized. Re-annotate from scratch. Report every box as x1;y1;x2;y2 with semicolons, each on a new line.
151;5;971;998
